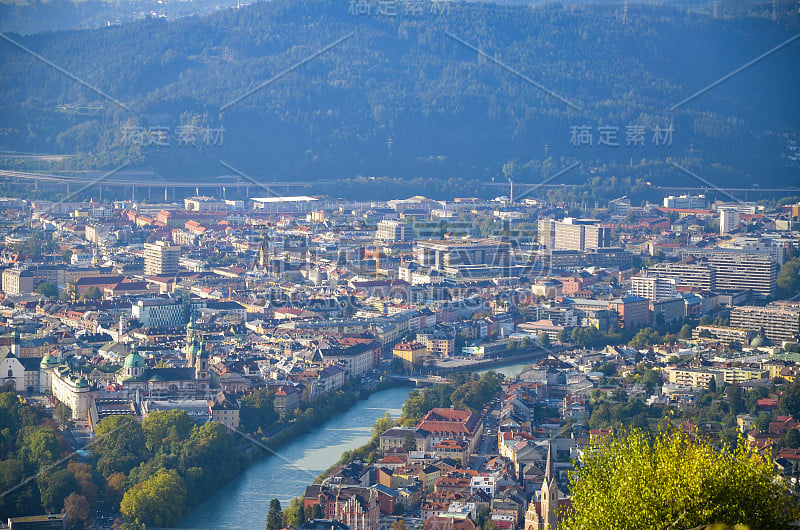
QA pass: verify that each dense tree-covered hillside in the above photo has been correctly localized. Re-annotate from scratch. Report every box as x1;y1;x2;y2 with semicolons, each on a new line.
0;0;798;186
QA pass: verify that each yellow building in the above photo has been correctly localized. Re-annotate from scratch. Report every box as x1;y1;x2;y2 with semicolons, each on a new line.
393;342;427;367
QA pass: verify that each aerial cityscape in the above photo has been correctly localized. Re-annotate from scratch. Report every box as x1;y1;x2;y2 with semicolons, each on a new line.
0;0;799;529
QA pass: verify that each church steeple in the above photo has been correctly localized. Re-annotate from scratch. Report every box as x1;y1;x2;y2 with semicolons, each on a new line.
11;327;21;356
185;316;199;366
258;231;270;270
195;339;209;390
541;440;560;530
544;440;553;484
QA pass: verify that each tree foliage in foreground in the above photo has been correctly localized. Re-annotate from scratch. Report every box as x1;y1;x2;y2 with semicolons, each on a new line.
119;468;187;527
560;429;798;530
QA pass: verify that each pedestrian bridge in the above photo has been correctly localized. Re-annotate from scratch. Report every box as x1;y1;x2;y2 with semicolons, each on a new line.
387;375;448;387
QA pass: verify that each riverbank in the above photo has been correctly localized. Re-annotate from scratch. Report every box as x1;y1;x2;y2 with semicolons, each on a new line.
179;361;535;528
249;378;396;454
178;385;413;528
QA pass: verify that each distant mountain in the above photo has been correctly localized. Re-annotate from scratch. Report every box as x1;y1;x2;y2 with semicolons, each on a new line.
0;0;798;188
0;0;256;35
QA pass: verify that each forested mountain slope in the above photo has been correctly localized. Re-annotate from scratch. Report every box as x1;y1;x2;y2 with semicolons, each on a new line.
0;0;798;186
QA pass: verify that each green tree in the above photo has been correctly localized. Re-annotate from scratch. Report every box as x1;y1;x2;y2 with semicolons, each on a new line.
539;332;551;348
476;506;491;528
120;469;187;527
595;361;616;377
311;503;324;519
20;428;60;471
640;369;662;395
35;282;59;299
727;384;744;414
283;497;306;528
372;412;396;437
754;412;772;432
561;429;798;530
37;468;76;513
54;403;71;426
179;421;243;502
141;409;194;452
63;492;91;527
784;429;800;448
266;498;282;530
677;324;693;340
628;328;662;350
84;286;103;300
779;384;800;419
94;416;147;477
390;357;405;373
239;388;278;431
556;329;570;344
707;376;717;394
777;258;800;298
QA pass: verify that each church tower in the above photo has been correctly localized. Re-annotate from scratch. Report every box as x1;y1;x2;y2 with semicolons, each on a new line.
185;318;199;367
122;344;146;380
541;441;560;530
195;340;209;391
258;231;270;270
11;328;20;357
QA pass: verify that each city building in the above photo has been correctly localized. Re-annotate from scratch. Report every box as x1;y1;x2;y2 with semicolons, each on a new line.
719;208;741;235
208;392;240;431
144;240;181;276
537;218;609;252
630;273;678;301
184;196;226;211
1;268;33;294
415;239;511;270
132;298;185;328
608;296;650;329
663;194;707;209
416;329;456;357
692;326;757;347
393;342;427;367
730;305;800;344
687;250;778;297
376;220;411;242
647;262;716;292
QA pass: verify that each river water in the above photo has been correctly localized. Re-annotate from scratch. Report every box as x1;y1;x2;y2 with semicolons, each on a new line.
178;361;532;529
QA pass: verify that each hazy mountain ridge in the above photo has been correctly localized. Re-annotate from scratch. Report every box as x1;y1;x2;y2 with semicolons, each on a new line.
0;0;798;186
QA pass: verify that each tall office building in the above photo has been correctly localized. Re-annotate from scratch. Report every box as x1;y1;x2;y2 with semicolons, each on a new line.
537;218;609;252
144;241;181;276
730;304;800;344
687;250;778;297
719;208;741;235
376;220;410;242
647;262;716;292
630;273;678;301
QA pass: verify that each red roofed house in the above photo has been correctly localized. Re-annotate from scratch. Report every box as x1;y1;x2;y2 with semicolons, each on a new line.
417;408;483;455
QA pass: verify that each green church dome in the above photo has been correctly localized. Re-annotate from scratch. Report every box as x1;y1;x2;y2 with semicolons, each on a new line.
40;354;58;367
123;349;146;369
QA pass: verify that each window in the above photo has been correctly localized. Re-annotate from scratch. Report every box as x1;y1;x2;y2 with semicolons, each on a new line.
7;369;12;378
